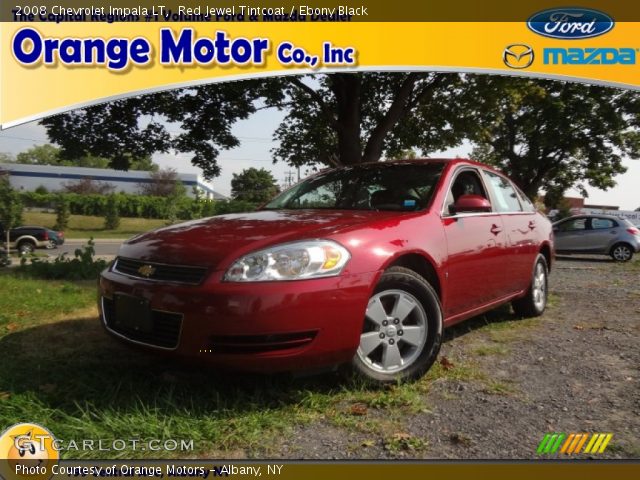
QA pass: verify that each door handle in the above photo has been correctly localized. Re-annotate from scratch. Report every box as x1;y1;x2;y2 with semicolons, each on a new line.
528;221;536;230
490;224;502;235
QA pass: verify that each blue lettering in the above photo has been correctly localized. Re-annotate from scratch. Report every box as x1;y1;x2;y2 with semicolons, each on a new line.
13;28;42;64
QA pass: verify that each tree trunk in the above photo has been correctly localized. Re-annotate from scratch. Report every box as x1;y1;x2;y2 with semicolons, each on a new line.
331;75;363;165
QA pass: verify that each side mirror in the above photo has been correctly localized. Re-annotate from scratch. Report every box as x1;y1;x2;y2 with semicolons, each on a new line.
451;194;492;214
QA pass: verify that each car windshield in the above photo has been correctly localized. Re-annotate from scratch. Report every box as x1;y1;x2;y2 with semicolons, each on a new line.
265;163;445;211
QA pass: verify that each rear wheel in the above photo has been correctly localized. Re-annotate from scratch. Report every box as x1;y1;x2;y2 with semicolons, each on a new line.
17;240;35;255
352;267;443;384
610;243;633;262
512;254;548;317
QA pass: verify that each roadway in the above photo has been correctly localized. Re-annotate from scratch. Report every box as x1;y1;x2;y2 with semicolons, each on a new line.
55;238;123;259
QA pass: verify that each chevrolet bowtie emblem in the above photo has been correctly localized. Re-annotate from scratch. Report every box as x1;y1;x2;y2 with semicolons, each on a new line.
503;44;535;69
138;264;156;277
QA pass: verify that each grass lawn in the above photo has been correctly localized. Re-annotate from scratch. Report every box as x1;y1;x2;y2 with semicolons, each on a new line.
0;269;466;460
0;268;530;460
22;211;166;239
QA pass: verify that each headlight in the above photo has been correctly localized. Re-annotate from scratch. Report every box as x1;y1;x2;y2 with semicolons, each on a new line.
224;240;351;282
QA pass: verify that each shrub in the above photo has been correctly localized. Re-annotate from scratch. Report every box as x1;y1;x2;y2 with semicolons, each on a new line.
18;239;108;280
104;195;120;229
63;177;115;194
53;196;70;231
18;192;258;220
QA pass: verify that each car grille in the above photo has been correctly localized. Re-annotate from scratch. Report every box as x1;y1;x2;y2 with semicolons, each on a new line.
208;331;318;354
113;257;208;285
102;297;182;349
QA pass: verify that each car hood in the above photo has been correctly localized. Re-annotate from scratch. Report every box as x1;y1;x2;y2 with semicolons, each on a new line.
117;209;404;268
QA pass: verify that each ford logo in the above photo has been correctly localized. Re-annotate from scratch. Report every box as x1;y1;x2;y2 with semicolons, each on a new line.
527;8;614;39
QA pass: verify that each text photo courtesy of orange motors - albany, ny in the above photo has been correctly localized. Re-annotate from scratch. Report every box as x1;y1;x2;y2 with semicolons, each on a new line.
0;1;639;479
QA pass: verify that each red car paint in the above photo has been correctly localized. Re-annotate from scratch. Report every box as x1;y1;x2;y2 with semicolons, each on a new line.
98;159;553;373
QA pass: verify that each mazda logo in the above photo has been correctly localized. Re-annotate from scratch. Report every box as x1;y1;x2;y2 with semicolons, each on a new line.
503;44;535;69
138;264;156;278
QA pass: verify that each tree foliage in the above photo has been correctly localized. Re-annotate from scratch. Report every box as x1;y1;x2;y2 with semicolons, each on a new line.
0;174;23;229
41;74;465;177
104;195;120;230
40;74;640;199
464;76;640;198
53;196;70;231
231;168;280;203
63;177;115;195
137;168;186;197
13;144;157;171
0;173;24;254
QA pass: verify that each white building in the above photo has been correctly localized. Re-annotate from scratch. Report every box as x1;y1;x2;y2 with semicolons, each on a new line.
0;163;226;200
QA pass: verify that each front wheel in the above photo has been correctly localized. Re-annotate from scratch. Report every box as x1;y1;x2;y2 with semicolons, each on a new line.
17;241;35;256
351;266;443;384
512;254;548;318
610;243;633;262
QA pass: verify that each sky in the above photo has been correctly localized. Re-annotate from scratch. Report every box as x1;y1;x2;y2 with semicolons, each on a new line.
0;109;638;210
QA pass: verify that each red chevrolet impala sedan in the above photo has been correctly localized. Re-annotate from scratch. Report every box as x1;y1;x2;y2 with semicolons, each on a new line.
98;159;553;383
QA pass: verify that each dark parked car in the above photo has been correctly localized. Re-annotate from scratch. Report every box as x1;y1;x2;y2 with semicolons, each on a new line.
98;159;553;383
553;214;640;262
0;223;65;255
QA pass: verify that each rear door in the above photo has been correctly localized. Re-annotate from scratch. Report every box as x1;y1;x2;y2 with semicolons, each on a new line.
482;170;538;296
442;167;508;318
585;217;620;253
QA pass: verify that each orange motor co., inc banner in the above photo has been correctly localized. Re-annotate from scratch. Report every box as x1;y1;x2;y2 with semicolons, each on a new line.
2;0;640;127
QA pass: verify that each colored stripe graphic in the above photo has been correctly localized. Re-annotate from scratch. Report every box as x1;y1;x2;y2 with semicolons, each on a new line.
537;433;566;454
538;433;613;454
560;433;588;454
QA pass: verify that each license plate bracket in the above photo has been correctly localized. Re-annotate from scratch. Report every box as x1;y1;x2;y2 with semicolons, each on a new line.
114;294;152;333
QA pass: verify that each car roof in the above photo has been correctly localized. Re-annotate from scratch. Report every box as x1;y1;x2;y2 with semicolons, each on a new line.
340;158;500;172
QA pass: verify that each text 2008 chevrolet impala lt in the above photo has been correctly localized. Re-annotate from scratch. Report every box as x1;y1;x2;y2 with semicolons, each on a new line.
98;159;553;383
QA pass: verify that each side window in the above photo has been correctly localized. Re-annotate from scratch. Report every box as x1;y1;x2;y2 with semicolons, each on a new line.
557;218;587;232
484;171;522;213
445;169;489;214
515;186;536;212
591;218;617;229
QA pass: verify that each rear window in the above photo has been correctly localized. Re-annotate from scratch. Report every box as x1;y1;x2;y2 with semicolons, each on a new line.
484;171;523;213
591;218;617;229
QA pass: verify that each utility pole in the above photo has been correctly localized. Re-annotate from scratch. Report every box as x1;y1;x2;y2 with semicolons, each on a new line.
283;170;296;189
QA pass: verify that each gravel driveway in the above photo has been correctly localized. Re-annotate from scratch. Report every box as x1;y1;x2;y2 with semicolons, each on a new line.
275;256;640;459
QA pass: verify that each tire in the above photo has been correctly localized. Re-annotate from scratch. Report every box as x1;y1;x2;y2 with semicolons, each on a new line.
351;266;443;384
610;243;634;262
17;241;35;255
512;254;548;318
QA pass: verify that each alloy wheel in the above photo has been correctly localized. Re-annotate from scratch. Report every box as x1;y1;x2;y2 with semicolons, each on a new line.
357;289;428;374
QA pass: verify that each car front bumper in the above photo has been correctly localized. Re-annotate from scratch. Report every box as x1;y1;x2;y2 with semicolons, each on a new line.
98;268;378;373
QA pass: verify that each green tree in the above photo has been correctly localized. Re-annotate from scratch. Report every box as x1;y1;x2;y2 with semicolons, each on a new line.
54;196;70;231
137;168;185;197
463;76;640;198
14;144;157;171
41;74;467;179
104;195;120;230
0;174;24;254
0;152;15;163
16;144;60;165
40;74;640;198
231;168;280;203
